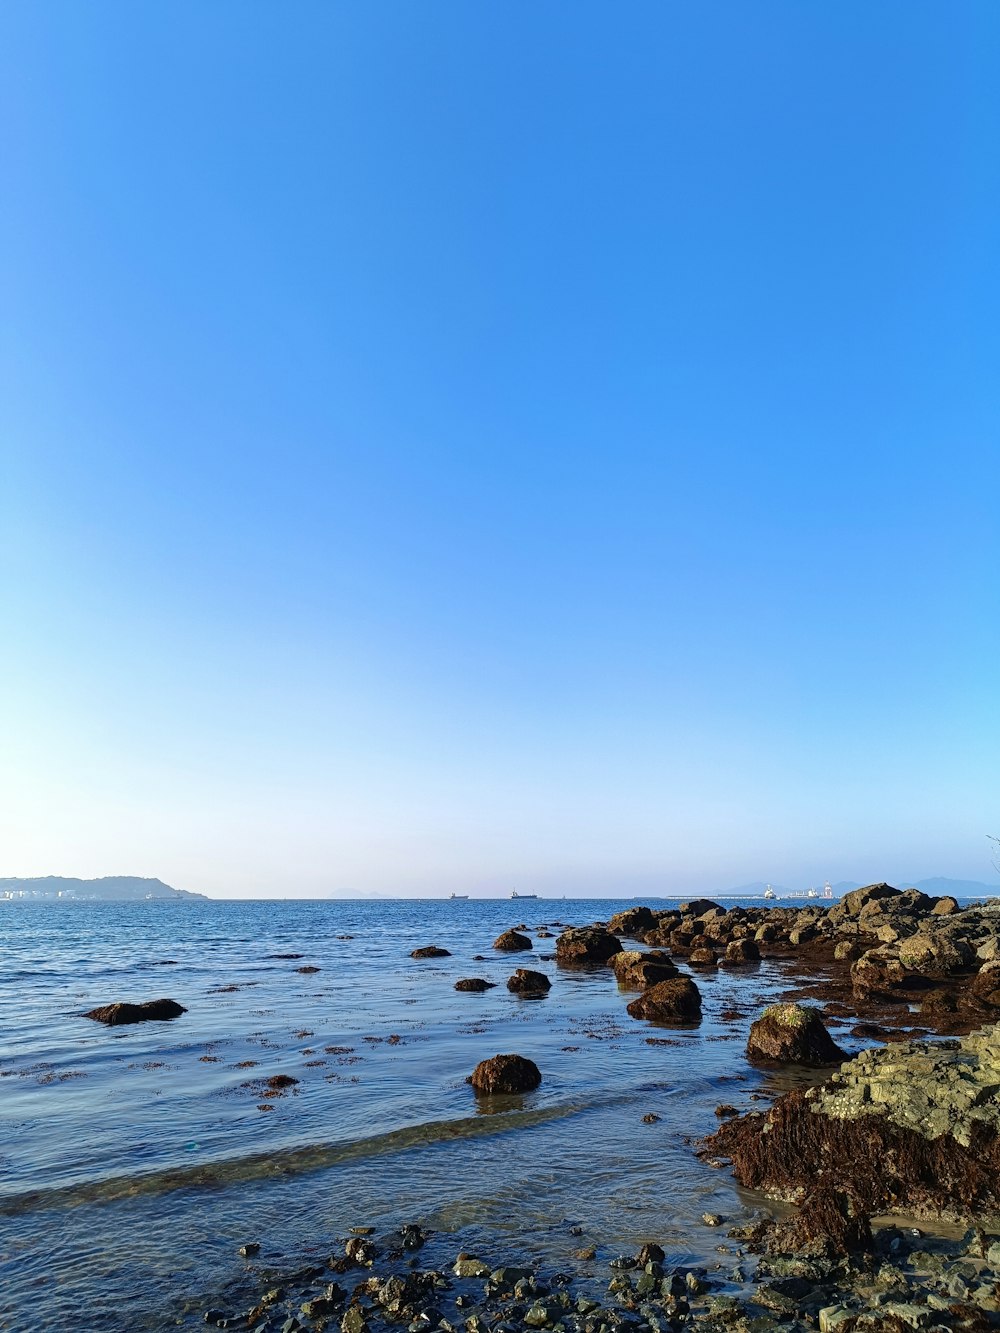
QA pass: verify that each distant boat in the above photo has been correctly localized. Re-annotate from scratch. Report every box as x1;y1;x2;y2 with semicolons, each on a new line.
806;886;819;899
763;884;776;900
511;890;537;900
449;893;469;900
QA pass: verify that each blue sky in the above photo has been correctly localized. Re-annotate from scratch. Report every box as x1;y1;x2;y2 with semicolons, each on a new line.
1;3;998;897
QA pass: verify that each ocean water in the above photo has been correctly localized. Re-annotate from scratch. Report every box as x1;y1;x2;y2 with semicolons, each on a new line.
0;897;857;1330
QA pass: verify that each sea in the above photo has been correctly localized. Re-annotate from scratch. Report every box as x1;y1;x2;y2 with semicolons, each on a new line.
0;896;901;1330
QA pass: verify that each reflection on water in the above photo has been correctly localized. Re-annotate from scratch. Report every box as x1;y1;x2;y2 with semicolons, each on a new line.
0;898;848;1330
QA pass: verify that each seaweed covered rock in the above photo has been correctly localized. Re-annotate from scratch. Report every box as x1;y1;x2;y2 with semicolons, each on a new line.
84;998;187;1025
410;945;451;959
626;976;702;1023
493;930;532;952
506;968;551;995
746;1004;847;1066
705;1022;1000;1221
554;926;622;968
455;977;495;992
467;1053;541;1094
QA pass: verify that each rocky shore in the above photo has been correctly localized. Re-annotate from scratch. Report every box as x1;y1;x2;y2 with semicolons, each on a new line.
179;883;1000;1331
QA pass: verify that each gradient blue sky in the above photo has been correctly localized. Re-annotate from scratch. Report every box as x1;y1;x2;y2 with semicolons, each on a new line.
1;4;998;898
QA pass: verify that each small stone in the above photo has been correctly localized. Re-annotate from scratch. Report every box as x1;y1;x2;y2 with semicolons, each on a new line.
238;1243;261;1257
701;1213;723;1227
453;1257;490;1278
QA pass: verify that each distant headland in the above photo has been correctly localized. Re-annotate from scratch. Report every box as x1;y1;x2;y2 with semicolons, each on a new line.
0;876;206;902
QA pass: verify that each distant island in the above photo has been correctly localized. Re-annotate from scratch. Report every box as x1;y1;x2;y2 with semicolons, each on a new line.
0;876;206;902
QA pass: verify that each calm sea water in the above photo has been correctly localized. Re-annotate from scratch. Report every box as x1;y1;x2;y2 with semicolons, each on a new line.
0;897;858;1331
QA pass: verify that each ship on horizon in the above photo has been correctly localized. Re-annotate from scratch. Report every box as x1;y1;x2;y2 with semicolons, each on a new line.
449;893;469;900
511;890;538;900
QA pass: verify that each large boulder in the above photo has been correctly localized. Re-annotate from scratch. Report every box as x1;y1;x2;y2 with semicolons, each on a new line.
554;926;623;968
626;977;702;1023
746;1004;847;1066
836;882;900;919
467;1053;541;1094
611;949;678;989
84;999;187;1025
506;968;551;995
493;930;532;952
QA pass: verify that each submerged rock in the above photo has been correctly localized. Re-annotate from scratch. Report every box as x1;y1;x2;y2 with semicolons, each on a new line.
506;968;551;995
468;1053;542;1094
84;998;187;1025
493;930;532;952
626;977;702;1023
746;1004;847;1066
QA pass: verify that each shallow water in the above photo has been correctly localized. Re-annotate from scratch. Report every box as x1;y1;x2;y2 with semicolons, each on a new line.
0;897;861;1330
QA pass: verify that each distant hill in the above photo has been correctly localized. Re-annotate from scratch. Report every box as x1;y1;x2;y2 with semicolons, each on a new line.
0;876;206;901
911;877;997;899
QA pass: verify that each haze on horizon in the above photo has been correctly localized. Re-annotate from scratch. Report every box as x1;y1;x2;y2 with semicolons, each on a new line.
1;4;997;902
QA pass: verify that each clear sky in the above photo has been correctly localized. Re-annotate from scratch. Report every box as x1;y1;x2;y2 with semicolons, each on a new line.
1;3;998;899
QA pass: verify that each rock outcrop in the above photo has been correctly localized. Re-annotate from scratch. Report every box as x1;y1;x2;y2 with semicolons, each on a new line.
454;978;495;992
745;1004;847;1066
84;999;187;1025
706;1022;1000;1221
467;1054;541;1094
410;946;451;959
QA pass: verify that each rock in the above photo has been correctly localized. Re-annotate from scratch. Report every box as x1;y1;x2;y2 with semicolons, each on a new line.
554;926;623;967
837;882;901;918
687;948;717;967
932;896;960;916
238;1243;260;1257
680;899;725;918
626;977;702;1023
746;1004;847;1066
610;950;678;988
506;968;551;995
701;1213;723;1226
468;1053;541;1094
84;998;187;1025
851;946;908;1000
453;1256;491;1278
410;946;451;959
607;907;658;938
897;931;975;978
493;930;532;952
722;938;760;965
454;977;495;992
